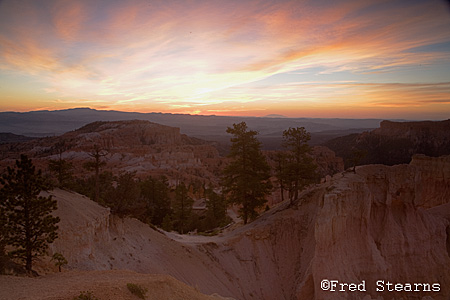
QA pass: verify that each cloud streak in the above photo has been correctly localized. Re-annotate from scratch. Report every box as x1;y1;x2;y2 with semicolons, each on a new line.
0;0;449;118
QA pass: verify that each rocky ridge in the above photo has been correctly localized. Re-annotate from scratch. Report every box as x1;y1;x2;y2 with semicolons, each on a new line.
0;120;343;197
324;119;450;167
31;154;450;300
0;120;222;185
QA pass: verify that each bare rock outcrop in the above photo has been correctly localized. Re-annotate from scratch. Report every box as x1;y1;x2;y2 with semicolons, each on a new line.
0;120;222;185
308;154;450;300
325;119;450;167
202;155;450;299
374;119;450;143
46;155;450;300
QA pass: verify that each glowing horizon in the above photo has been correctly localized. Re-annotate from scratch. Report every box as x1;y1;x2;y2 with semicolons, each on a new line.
1;0;450;119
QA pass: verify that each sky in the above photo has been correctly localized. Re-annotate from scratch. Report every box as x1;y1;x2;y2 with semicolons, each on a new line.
0;0;450;119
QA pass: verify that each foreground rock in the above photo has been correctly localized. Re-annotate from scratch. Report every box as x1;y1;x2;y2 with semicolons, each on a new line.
26;155;450;300
0;270;230;300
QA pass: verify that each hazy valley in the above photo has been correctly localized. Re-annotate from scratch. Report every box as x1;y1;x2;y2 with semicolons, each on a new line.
1;111;450;300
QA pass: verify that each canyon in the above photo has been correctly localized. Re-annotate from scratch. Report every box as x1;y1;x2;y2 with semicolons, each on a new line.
1;118;449;299
2;154;447;300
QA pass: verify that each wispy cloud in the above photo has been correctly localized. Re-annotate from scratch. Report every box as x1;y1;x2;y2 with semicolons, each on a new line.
0;0;449;118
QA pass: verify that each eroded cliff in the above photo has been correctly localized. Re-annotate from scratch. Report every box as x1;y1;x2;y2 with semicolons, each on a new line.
46;155;450;300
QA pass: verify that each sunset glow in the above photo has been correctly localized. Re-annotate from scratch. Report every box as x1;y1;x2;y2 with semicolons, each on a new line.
1;0;450;119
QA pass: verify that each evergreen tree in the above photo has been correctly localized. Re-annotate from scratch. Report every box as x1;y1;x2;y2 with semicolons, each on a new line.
172;183;193;234
83;144;108;202
48;140;74;188
106;172;140;216
72;171;114;205
140;176;171;226
222;122;272;224
273;151;289;203
204;187;228;229
0;154;60;272
281;127;317;204
48;159;73;188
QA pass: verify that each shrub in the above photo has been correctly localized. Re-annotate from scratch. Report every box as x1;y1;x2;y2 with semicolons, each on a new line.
51;252;68;272
127;283;148;299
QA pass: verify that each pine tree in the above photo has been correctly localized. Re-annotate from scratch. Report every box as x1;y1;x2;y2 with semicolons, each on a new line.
222;122;272;224
83;144;108;202
48;140;74;188
0;154;60;272
140;176;171;226
48;159;73;188
172;183;194;234
205;187;228;229
273;151;289;203
106;172;140;216
281;127;318;204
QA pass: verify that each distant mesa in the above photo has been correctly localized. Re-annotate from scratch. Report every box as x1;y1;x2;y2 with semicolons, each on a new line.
324;119;450;167
263;114;288;118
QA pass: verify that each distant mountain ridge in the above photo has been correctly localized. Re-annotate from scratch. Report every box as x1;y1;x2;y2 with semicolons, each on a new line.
0;107;385;139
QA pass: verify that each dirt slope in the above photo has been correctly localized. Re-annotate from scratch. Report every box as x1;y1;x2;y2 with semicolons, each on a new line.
0;270;231;300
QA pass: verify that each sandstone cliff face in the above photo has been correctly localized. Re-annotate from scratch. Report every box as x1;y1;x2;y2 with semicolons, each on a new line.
308;155;450;300
47;155;450;300
325;119;450;167
374;119;450;142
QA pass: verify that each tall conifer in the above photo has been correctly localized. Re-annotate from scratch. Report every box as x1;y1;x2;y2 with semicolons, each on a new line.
0;154;60;272
222;122;272;224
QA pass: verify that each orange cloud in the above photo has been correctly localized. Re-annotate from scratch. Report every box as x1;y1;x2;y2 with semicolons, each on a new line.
0;0;449;119
51;1;87;41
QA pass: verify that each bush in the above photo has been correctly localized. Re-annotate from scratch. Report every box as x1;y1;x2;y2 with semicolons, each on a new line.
73;291;99;300
127;283;148;299
51;252;68;272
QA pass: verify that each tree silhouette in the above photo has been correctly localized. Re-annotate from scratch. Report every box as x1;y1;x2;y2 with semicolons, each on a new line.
273;151;289;203
106;172;140;216
204;187;228;229
172;183;193;234
83;145;108;202
222;122;272;224
0;154;60;272
48;140;73;188
140;176;171;226
281;127;317;205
